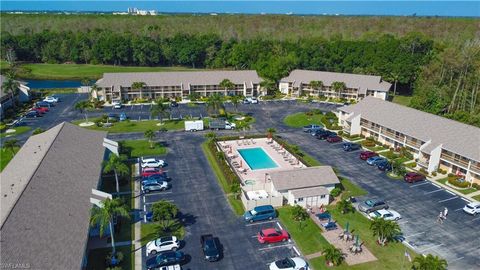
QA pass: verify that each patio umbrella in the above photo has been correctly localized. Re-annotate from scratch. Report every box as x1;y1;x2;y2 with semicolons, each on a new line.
355;235;359;246
240;159;243;168
345;222;350;233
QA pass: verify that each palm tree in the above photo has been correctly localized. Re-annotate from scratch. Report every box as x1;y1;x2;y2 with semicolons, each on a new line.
260;79;276;96
150;101;170;124
131;81;146;99
230;95;243;112
2;72;20;111
90;198;130;259
370;217;401;246
103;154;130;194
89;83;98;101
74;100;93;123
323;244;345;266
331;81;346;99
389;72;400;97
392;159;407;176
219;78;235;96
309;80;324;97
81;77;91;87
4;139;19;155
205;132;217;142
412;254;448;270
266;128;276;139
236;120;251;138
336;199;355;214
206;93;225;115
144;129;155;149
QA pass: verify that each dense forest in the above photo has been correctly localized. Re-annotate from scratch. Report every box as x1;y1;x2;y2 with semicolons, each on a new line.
1;14;479;126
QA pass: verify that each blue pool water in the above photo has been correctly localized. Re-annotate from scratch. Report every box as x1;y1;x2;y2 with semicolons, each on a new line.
238;147;278;170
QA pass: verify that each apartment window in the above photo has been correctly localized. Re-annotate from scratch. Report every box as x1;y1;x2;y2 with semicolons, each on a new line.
320;195;326;199
297;197;304;202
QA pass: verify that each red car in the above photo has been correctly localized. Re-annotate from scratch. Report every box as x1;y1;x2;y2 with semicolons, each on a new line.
257;228;289;244
404;172;426;183
326;135;342;143
141;167;164;178
359;151;378;160
32;107;48;114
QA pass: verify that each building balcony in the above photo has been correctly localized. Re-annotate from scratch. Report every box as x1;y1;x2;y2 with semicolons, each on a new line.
381;130;405;141
440;154;470;169
405;139;422;149
362;125;381;133
470;164;480;174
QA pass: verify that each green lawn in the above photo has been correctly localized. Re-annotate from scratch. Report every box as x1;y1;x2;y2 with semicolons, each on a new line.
391;95;412;106
278;207;330;255
17;63;198;80
0;126;32;138
386;172;404;180
227;195;245;216
339;177;368;198
436;178;478;195
324;207;416;270
120;140;167;158
364;145;387;152
140;221;185;246
472;194;480;201
43;88;78;94
86;245;134;270
283;112;324;128
73;119;184;133
0;147;19;171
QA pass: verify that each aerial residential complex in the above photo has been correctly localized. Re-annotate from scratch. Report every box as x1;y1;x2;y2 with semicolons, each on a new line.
279;69;391;101
94;70;262;101
0;75;30;119
0;123;111;269
338;96;480;184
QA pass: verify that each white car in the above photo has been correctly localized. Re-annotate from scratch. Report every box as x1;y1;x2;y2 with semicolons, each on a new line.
157;265;181;270
463;202;480;215
369;209;402;221
269;257;309;270
43;96;59;103
146;236;180;255
141;158;165;168
112;101;123;109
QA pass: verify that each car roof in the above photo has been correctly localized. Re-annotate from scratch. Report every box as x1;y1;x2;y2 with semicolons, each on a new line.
262;228;281;234
253;205;274;211
468;202;480;207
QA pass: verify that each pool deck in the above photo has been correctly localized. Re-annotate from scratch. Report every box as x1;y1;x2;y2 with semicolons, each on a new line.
218;138;306;184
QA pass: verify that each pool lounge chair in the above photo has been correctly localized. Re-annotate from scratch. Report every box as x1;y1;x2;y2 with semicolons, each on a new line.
251;138;256;144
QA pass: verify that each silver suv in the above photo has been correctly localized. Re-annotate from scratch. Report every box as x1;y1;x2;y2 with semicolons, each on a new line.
142;181;170;193
358;199;388;213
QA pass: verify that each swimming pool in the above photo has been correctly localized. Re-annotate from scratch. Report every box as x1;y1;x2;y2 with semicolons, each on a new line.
238;147;278;170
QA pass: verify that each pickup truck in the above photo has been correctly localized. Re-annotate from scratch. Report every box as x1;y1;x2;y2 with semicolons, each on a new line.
209;119;236;130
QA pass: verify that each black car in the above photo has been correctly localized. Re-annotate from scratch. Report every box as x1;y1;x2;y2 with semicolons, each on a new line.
201;234;220;262
36;101;53;108
343;142;361;151
25;110;41;118
377;160;392;171
315;131;336;140
310;128;326;136
107;113;118;121
146;250;185;270
170;101;179;107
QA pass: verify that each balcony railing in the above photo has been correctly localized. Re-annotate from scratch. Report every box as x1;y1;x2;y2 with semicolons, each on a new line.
381;130;405;141
362;125;380;132
470;164;480;174
440;153;470;168
405;139;422;148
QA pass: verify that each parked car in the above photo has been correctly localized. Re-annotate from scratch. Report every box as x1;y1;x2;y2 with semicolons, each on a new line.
463;202;480;216
310;128;325;136
141;177;169;186
146;236;181;255
141;158;166;168
315;131;336;140
201;234;220;262
119;112;127;121
358;199;388;213
369;209;402;221
141;168;165;178
141;181;170;193
32;106;49;113
243;97;258;104
377;160;392;171
142;174;168;183
36;101;53;108
146;251;185;270
112;101;123;109
145;211;153;222
326;135;342;143
107;113;118;121
156;265;181;270
257;228;289;244
43;96;59;103
366;156;386;165
243;205;276;223
403;172;426;183
269;257;309;270
25;110;41;118
360;151;378;160
343;142;360;151
303;124;322;133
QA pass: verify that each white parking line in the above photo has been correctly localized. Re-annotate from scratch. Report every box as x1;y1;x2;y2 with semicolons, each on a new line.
258;243;291;251
293;246;301;256
276;222;283;230
420;243;444;252
471;216;480;222
246;220;276;226
410;182;429;188
397;220;409;225
449;256;464;263
143;191;173;197
438;196;457;203
143;205;146;212
406;231;426;238
454;208;464;212
432;183;441;188
145;200;174;205
446;190;456;196
461;197;472;203
424;189;443;195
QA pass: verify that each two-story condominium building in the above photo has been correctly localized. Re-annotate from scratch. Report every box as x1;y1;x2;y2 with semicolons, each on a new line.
95;70;262;102
337;96;480;184
279;69;391;101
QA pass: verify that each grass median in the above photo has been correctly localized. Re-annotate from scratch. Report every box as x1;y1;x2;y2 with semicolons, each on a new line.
283;112;324;128
120;140;167;158
0;147;20;171
73;118;184;133
0;126;32;138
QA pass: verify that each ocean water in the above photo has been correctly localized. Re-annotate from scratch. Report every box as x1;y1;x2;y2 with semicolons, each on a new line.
1;1;479;17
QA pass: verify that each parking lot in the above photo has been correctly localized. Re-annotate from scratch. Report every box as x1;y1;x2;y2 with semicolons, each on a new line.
280;131;480;269
138;134;300;270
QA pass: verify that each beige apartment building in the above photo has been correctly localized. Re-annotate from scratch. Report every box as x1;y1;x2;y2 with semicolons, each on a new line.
337;96;480;184
94;70;262;102
279;69;391;101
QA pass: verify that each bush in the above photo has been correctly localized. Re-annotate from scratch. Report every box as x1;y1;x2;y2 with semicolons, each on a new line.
405;162;417;168
448;173;455;177
432;172;437;177
419;168;428;175
32;128;45;135
337;130;343;136
362;140;375;147
448;177;469;188
472;183;480;190
311;109;323;115
330;187;342;197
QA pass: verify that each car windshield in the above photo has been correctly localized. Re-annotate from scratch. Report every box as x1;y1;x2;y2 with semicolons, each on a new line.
275;258;295;268
250;209;258;215
259;231;265;237
372;211;381;217
365;200;375;207
466;205;474;209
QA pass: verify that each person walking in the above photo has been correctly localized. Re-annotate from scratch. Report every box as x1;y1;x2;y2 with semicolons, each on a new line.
436;211;444;224
443;207;448;219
